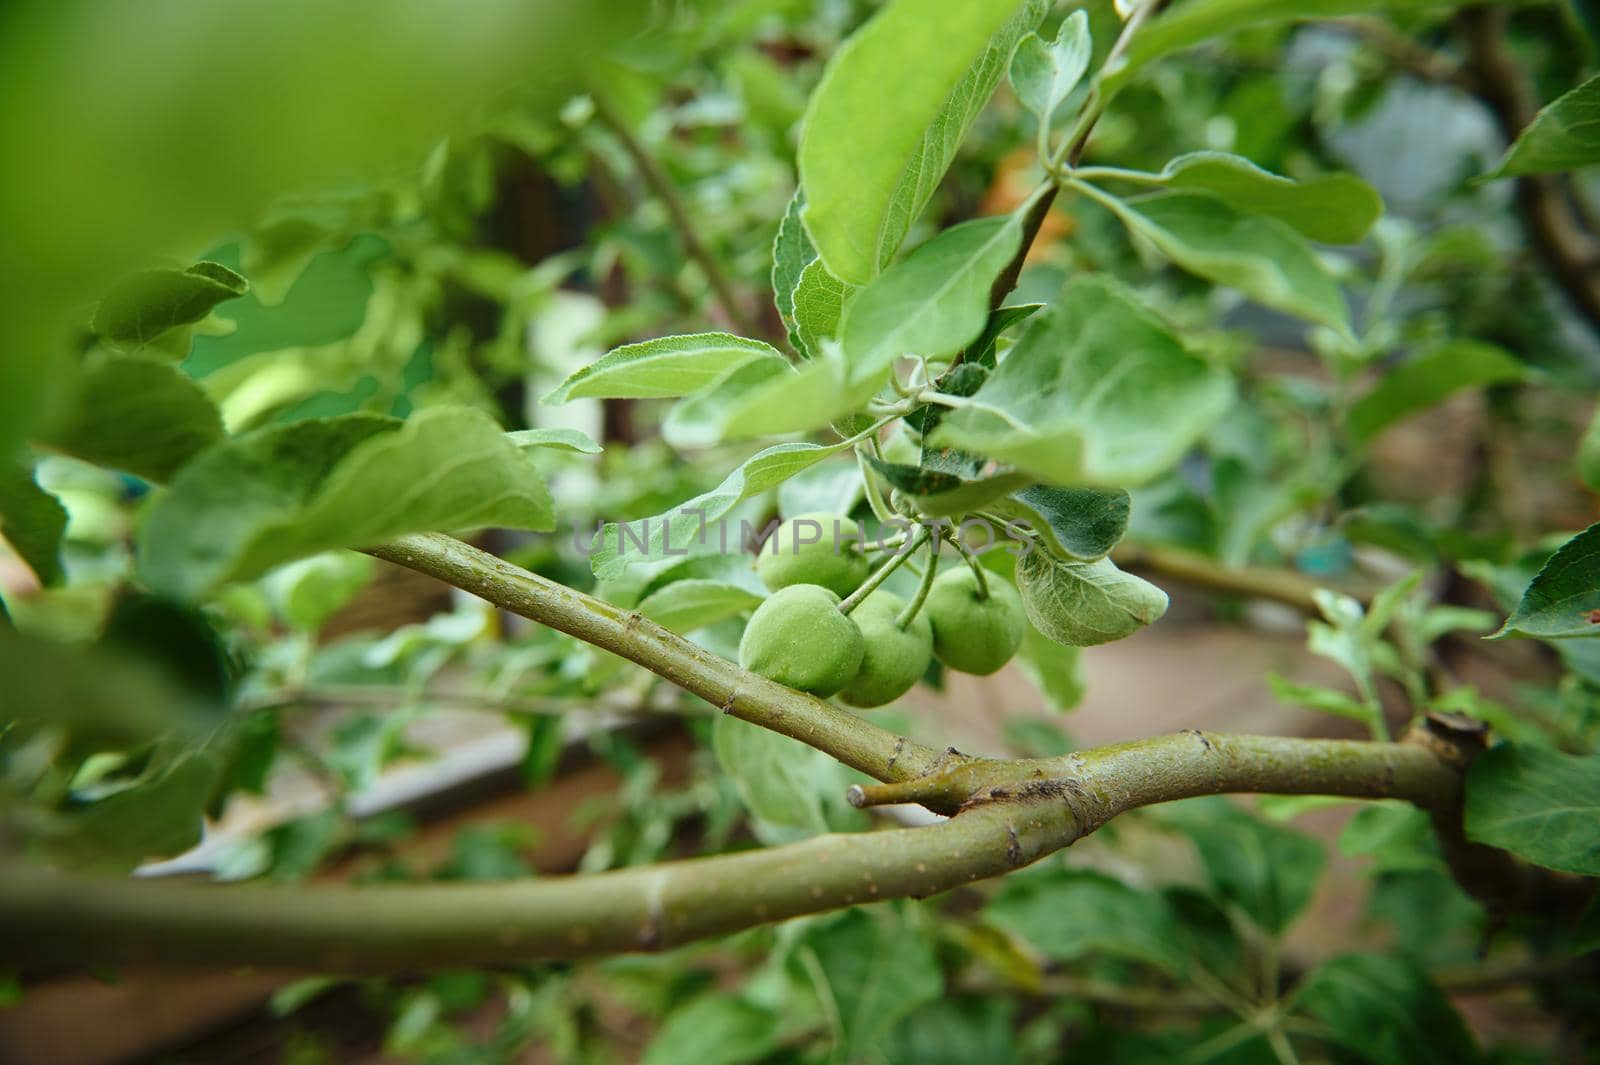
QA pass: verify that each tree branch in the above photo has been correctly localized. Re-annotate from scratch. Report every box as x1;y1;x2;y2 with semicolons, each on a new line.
0;729;1460;972
365;533;951;785
591;94;760;337
1109;541;1340;614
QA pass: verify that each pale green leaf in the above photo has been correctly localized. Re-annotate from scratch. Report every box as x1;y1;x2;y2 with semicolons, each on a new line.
772;189;814;344
507;427;603;454
1579;405;1600;491
642;996;779;1065
842;213;1026;387
1016;550;1168;647
1091;189;1351;334
590;440;853;581
0;459;67;587
799;0;1047;283
1268;674;1374;725
40;354;225;483
1015;626;1084;711
1487;73;1600;177
663;358;796;450
1490;522;1600;640
791;258;855;358
92;261;248;356
543;332;785;403
1464;743;1600;875
1143;151;1382;243
1346;341;1525;444
139;408;553;599
1008;11;1091;132
637;579;763;634
930;275;1234;486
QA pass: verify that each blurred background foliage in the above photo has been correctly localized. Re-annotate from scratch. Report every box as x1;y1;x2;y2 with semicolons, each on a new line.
2;0;1599;1062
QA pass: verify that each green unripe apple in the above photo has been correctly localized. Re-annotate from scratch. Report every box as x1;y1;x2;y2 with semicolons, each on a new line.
925;565;1025;675
839;591;934;708
739;584;865;697
755;511;869;598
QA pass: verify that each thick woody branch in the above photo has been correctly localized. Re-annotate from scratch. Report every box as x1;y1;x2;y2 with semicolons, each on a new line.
0;730;1459;972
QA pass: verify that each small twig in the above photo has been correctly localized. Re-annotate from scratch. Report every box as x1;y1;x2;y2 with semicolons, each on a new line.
591;94;759;337
897;536;941;628
839;526;933;615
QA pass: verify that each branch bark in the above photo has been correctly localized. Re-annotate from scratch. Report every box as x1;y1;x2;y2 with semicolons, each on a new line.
0;730;1459;972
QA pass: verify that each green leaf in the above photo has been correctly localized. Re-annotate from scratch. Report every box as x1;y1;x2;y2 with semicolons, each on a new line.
841;212;1026;387
1014;626;1084;711
542;332;785;403
637;579;762;634
40;355;225;483
92;261;248;356
931;276;1234;486
1464;743;1600;875
801;909;943;1062
963;303;1043;369
263;551;375;633
772;190;815;345
1268;674;1374;726
1009;11;1091;135
1109;0;1443;97
642;996;779;1065
865;457;1032;518
0;458;67;586
1579;405;1600;491
40;750;222;872
1490;522;1600;640
1091;190;1351;335
139;408;553;599
790;258;856;359
988;485;1130;562
715;347;872;441
985;868;1185;973
590;441;852;581
1294;953;1481;1065
663;357;797;449
1346;341;1525;444
1487;72;1600;177
1157;798;1326;934
711;715;863;842
1139;151;1382;244
799;0;1047;283
507;427;603;454
1015;551;1168;647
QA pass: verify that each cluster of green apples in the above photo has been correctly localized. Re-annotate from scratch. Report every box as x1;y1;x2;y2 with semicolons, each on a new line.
738;512;1026;706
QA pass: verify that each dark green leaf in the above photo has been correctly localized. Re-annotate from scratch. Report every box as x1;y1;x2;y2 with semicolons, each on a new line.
41;750;222;871
985;868;1186;973
1156;798;1326;934
1464;743;1600;875
543;332;785;403
1347;341;1525;444
930;276;1234;486
139;408;553;598
801;908;943;1061
1016;550;1168;647
1091;190;1351;335
963;303;1043;369
1487;72;1600;177
988;485;1130;562
1490;522;1600;640
1294;953;1481;1065
40;355;225;482
0;458;67;586
92;261;248;356
799;0;1047;283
